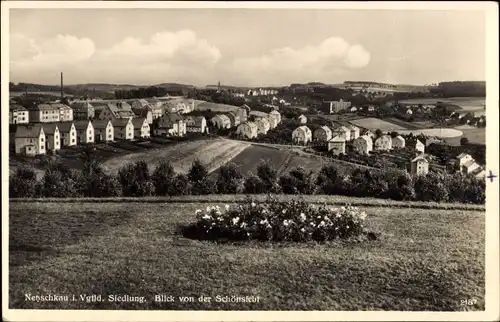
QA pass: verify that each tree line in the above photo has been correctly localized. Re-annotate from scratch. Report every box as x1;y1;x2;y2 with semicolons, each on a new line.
10;150;485;204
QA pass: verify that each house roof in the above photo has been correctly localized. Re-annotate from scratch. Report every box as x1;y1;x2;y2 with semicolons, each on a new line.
411;155;428;163
269;110;280;115
161;113;184;125
111;118;132;128
246;121;258;131
334;125;350;132
73;120;91;130
132;107;151;117
294;125;311;134
9;104;28;112
394;135;405;141
256;117;270;126
33;103;64;111
14;124;43;138
471;167;485;175
329;135;345;143
70;101;94;111
190;116;205;127
132;117;148;128
357;135;372;143
107;102;134;117
42;123;59;135
298;114;306;119
376;135;392;141
58;122;75;133
346;124;359;130
92;120;112;129
457;153;471;159
463;160;477;168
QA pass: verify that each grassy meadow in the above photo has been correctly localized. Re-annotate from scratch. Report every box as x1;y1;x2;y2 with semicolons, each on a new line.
9;199;485;311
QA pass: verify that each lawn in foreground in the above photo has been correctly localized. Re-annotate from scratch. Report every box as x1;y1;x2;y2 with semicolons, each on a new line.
9;202;484;311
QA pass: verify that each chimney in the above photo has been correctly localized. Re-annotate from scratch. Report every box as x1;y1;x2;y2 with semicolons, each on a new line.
60;72;64;100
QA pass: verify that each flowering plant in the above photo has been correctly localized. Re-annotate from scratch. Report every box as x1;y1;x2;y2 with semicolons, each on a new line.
192;196;369;242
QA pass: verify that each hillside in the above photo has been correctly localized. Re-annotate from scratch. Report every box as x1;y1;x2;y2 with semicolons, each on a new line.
9;199;484;310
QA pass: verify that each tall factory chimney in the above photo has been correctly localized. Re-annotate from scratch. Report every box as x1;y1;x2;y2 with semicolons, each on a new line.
60;72;64;100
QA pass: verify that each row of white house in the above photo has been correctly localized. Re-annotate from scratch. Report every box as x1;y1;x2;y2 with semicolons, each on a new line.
13;117;151;156
235;110;282;139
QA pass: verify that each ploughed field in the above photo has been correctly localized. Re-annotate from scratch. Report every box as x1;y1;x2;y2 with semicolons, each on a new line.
9;200;484;311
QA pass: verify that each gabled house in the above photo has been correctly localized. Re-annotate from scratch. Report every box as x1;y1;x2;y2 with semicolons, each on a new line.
297;114;307;124
74;120;94;144
156;113;186;137
410;155;429;176
211;114;231;129
237;107;248;123
392;135;406;149
236;121;258;139
132;107;153;125
269;110;281;124
332;126;351;141
461;160;480;175
129;99;149;110
255;117;271;135
71;101;95;120
363;129;375;139
132;117;150;138
93;120;114;142
414;139;425;154
472;167;486;179
185;116;207;133
347;124;360;140
456;153;474;168
352;135;373;154
14;124;46;156
374;135;392;151
59;104;74;122
225;112;241;127
9;104;29;124
292;126;312;145
58;122;77;147
98;101;135;120
406;108;413;115
112;118;134;140
313;126;333;142
41;123;61;152
328;136;346;155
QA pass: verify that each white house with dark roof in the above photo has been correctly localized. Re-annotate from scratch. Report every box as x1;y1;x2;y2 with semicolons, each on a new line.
269;110;281;124
236;107;248;123
112;118;134;140
292;126;312;145
9;104;29;124
225;112;241;127
414;139;425;153
132;117;150;138
74;120;94;144
347;124;360;140
236;121;258;139
328;136;346;155
41;123;61;152
58;122;77;147
29;103;61;123
410;155;429;176
132;107;153;125
332;125;351;141
14;124;46;156
297;114;307;124
59;104;74;122
455;153;474;168
461;160;481;175
93;120;114;142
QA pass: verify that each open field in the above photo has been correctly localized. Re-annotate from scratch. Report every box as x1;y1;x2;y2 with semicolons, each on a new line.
349;117;408;131
195;101;239;112
398;128;463;138
399;97;485;111
101;139;250;174
384;118;435;130
9;200;484;310
443;126;486;146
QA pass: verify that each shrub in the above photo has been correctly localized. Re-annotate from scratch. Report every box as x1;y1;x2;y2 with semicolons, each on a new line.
152;161;175;196
243;174;266;194
384;169;415;201
257;162;280;193
189;196;370;242
216;163;244;194
316;164;342;195
188;159;215;195
168;174;191;196
414;173;449;202
279;166;316;194
118;161;154;197
40;168;82;198
9;167;40;198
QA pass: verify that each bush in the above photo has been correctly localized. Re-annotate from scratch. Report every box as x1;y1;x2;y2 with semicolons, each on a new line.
414;173;449;202
40;168;82;198
279;166;316;194
118;161;154;197
188;159;215;195
152;161;175;196
168;174;191;196
257;162;281;193
243;174;266;194
188;196;371;242
216;163;244;194
9;167;40;198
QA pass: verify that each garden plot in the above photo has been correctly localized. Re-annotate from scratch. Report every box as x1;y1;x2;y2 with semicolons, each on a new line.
349;117;408;131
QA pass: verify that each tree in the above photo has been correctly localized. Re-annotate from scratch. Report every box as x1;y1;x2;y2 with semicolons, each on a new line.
168;174;191;196
216;163;243;194
315;164;341;195
9;166;40;198
152;161;175;196
188;159;215;195
375;129;383;138
460;137;469;146
256;161;280;193
279;166;316;194
118;161;154;197
243;174;265;194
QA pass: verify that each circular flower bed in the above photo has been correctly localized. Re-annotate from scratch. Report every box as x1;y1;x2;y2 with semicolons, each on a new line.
188;196;374;242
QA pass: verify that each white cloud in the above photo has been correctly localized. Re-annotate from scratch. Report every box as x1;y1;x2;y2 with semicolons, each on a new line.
230;36;370;85
10;30;221;85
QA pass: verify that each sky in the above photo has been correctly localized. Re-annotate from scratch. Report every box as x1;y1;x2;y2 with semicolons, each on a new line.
9;8;486;86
